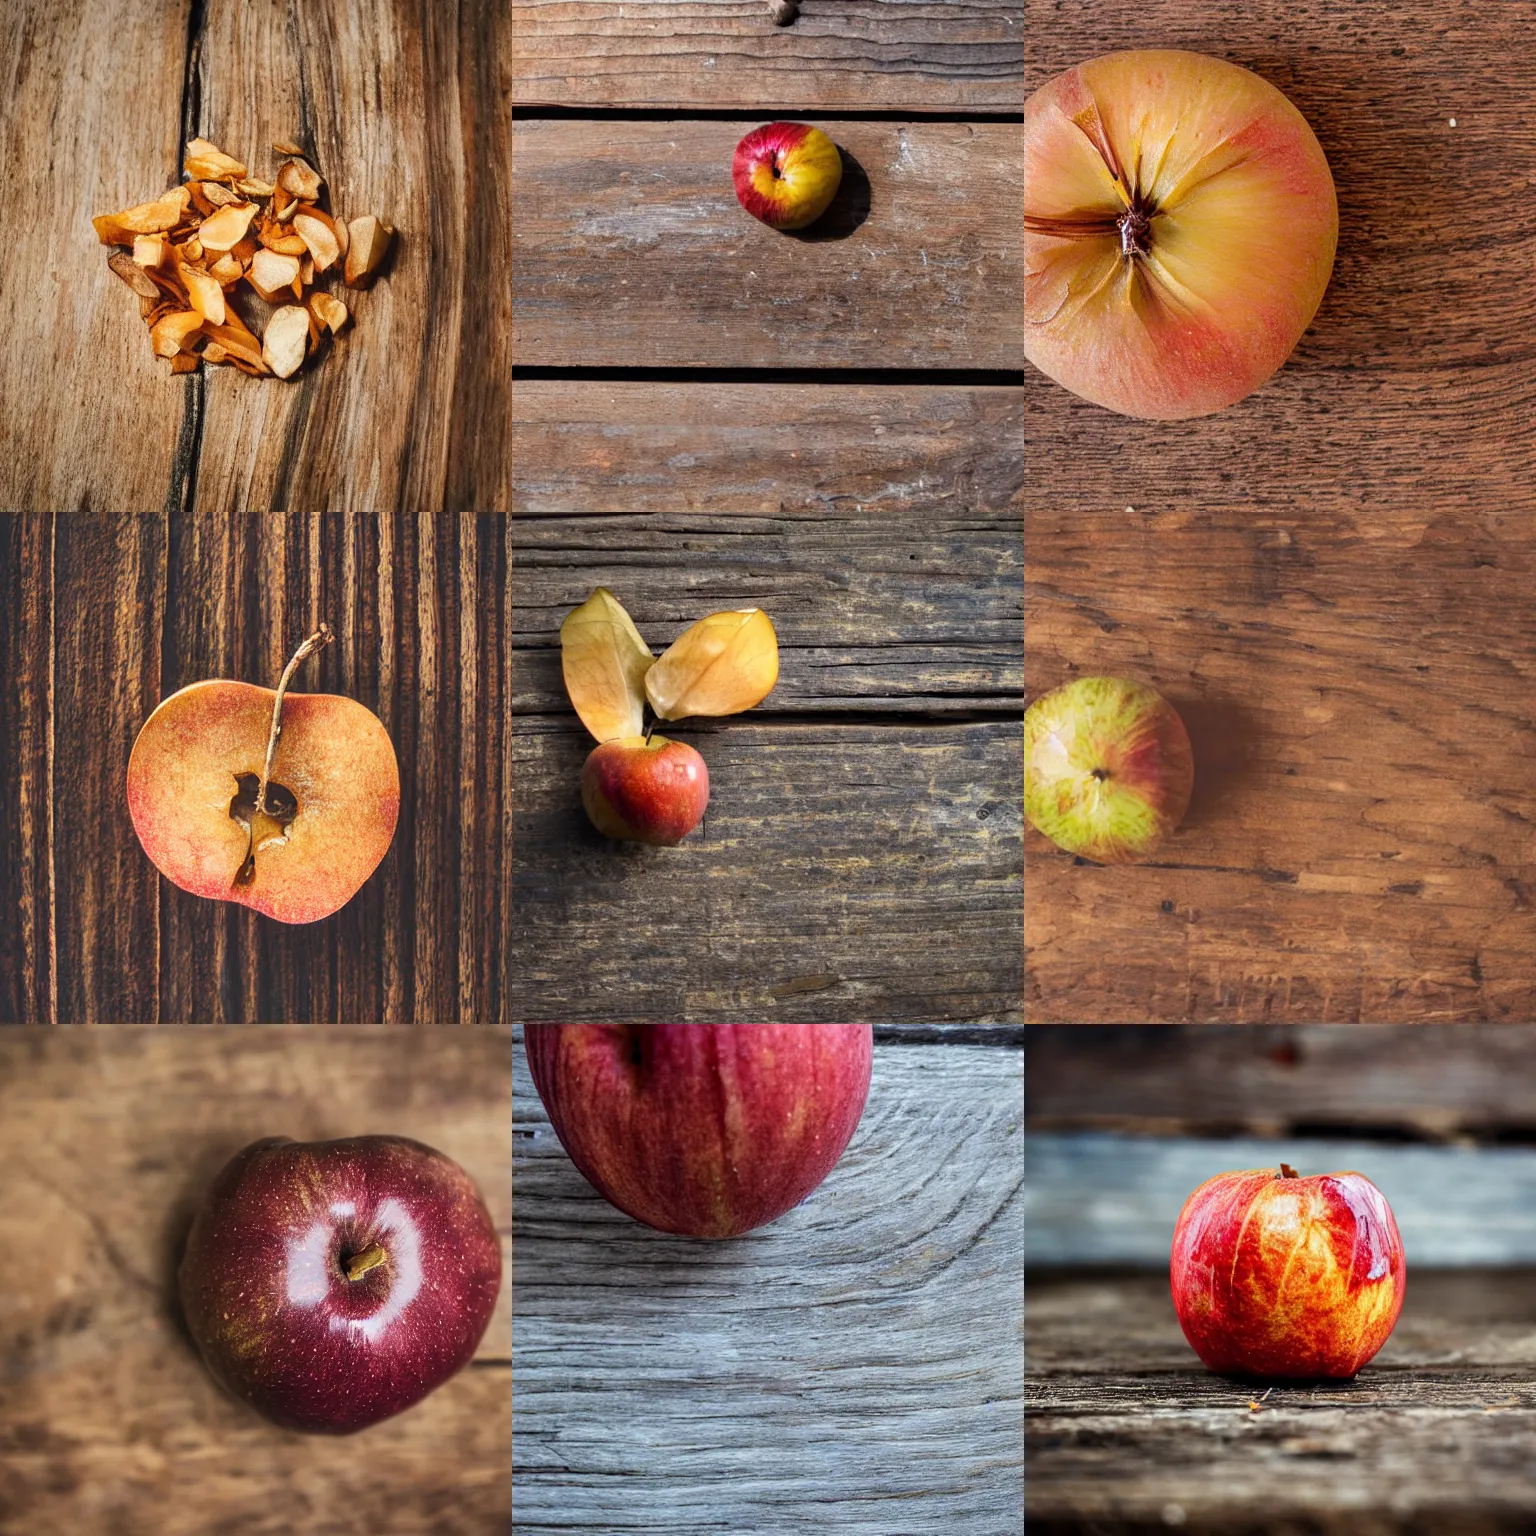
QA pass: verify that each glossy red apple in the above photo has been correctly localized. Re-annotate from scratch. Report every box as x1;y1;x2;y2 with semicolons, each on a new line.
1170;1164;1405;1380
525;1024;873;1238
179;1135;501;1433
732;122;842;230
581;735;709;845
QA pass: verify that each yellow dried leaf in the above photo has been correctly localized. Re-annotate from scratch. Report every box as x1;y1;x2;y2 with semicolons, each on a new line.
184;138;247;182
197;202;258;251
645;609;779;720
560;588;654;744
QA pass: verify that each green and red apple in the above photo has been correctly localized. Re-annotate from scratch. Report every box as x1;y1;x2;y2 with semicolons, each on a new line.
732;122;843;230
1024;676;1193;865
1025;49;1338;418
581;737;710;847
1171;1164;1405;1379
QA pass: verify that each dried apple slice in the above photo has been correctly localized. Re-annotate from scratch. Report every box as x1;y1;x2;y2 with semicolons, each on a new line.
560;588;655;743
293;210;341;273
198;201;258;251
262;305;310;379
248;248;302;302
182;266;226;326
109;252;161;300
132;234;165;268
184;138;247;182
92;186;191;243
308;292;349;334
344;216;393;286
645;609;779;721
200;320;266;372
150;309;205;358
277;157;323;202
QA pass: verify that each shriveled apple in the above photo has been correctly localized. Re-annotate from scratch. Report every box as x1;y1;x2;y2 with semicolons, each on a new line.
1024;49;1338;419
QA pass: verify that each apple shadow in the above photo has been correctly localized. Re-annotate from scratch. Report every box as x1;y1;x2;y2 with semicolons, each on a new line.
787;149;871;243
1172;694;1265;838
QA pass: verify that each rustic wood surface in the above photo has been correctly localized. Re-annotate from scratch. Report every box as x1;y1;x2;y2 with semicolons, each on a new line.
0;512;513;1025
1028;1268;1536;1534
0;1028;512;1536
1023;1;1536;1022
1026;1024;1536;1137
513;0;1025;111
513;118;1023;371
0;0;510;515
512;1028;1024;1535
510;385;1022;1024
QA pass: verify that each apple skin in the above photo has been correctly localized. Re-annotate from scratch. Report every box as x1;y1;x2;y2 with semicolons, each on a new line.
525;1024;873;1238
179;1135;501;1434
127;679;400;923
1171;1166;1405;1380
581;735;709;846
1025;49;1338;418
732;122;843;230
1024;676;1193;864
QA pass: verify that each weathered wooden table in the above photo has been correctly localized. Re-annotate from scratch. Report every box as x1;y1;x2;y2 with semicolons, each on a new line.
0;1029;512;1536
512;1024;1024;1534
1024;1;1536;1021
511;4;1025;1022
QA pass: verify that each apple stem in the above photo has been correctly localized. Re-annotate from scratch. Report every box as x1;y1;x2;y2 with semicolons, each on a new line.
256;623;335;816
1279;1163;1299;1179
345;1243;388;1281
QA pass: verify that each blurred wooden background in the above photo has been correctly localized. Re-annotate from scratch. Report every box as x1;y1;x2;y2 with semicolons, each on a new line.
1027;1025;1536;1534
1024;0;1536;1021
513;1024;1024;1534
0;0;510;514
0;512;512;1024
511;2;1025;1023
0;1028;511;1536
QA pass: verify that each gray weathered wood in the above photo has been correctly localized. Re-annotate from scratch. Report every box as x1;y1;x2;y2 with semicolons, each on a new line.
1026;1133;1536;1267
513;0;1025;111
1028;1268;1536;1533
513;1032;1023;1534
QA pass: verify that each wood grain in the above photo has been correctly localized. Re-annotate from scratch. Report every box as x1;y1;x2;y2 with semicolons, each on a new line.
513;119;1023;370
0;1028;511;1536
1023;3;1536;1021
512;1031;1024;1535
0;0;510;514
513;0;1023;111
1028;1268;1536;1534
0;512;512;1024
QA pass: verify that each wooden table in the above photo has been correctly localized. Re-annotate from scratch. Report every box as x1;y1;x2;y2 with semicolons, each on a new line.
0;0;510;514
0;1029;512;1536
512;1024;1024;1534
511;4;1025;1023
1024;1;1536;1021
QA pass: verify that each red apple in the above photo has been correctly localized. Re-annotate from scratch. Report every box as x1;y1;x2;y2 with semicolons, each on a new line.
732;122;842;230
581;735;709;845
1170;1164;1405;1380
179;1135;501;1434
525;1024;873;1238
1025;49;1338;418
1025;676;1193;864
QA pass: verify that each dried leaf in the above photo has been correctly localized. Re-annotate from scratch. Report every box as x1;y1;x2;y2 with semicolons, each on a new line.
109;252;160;300
645;609;779;720
560;588;654;743
343;215;393;286
261;305;309;379
184;138;248;182
197;201;258;251
92;186;191;244
149;309;205;358
276;157;323;202
248;248;301;302
293;210;341;273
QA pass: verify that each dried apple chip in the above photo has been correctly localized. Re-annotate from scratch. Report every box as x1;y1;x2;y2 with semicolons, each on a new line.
92;186;191;243
109;252;161;300
277;157;323;202
181;266;226;326
248;248;302;302
197;201;258;251
184;138;247;182
308;292;348;334
149;309;205;358
560;588;655;743
645;609;779;721
344;216;393;286
293;210;341;272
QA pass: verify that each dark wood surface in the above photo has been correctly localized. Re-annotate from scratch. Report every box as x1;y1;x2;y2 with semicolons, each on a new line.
1028;1268;1536;1535
0;512;512;1024
0;0;510;515
1023;1;1536;1022
513;1026;1024;1535
0;1028;511;1536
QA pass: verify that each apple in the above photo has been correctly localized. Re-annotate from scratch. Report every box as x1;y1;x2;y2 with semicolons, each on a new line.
733;122;843;230
1024;49;1338;418
1025;676;1193;864
581;735;710;845
1171;1164;1405;1380
179;1135;501;1433
525;1024;873;1238
127;624;399;923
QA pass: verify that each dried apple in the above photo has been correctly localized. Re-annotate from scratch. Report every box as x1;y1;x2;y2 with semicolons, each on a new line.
645;610;779;720
261;306;310;379
560;588;654;743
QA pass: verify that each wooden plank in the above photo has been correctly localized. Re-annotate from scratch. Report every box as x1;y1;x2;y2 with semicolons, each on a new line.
513;119;1023;370
1026;1132;1536;1267
1024;3;1536;1022
1026;1024;1536;1137
512;381;1024;518
0;1028;511;1536
188;0;512;514
512;0;1025;112
0;0;190;511
513;1035;1023;1534
1027;1268;1536;1533
510;716;1023;1023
